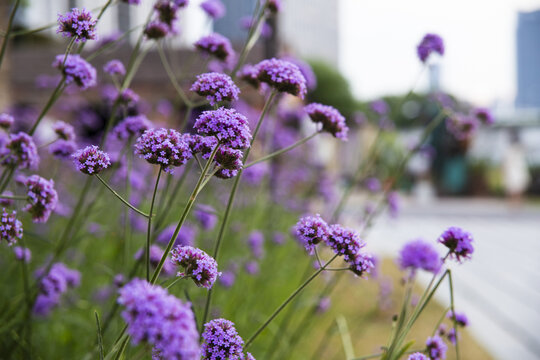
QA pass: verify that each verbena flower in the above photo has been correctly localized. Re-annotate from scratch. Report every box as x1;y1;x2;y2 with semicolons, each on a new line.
438;226;474;262
398;239;442;274
425;335;447;360
244;260;259;275
473;107;494;125
387;191;400;218
407;353;429;360
0;113;14;129
195;33;235;63
201;318;244;359
364;177;381;192
134;245;175;276
348;252;375;278
13;246;31;263
0;208;23;246
304;103;348;140
103;59;126;76
445;114;479;141
417;33;444;63
34;263;80;316
72;145;111;175
57;8;97;42
200;0;226;19
447;310;469;327
237;64;260;89
194;107;252;149
282;56;316;90
187;134;218;159
144;21;170;39
219;270;235;288
214;146;243;172
447;328;458;345
194;204;218;231
255;58;307;98
190;72;240;106
157;222;198;247
115;88;140;106
327;224;364;261
316;297;331;314
154;1;179;29
134;128;193;173
117;279;200;359
170;246;221;289
52;120;76;141
0;132;39;169
113;115;153;140
247;231;264;259
50;140;77;159
370;99;389;115
23;175;58;223
295;214;330;254
53;54;97;90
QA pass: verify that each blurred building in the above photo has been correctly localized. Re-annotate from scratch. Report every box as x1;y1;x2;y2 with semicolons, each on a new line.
515;9;540;109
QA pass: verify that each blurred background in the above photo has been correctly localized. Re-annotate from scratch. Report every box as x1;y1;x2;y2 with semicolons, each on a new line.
0;1;539;359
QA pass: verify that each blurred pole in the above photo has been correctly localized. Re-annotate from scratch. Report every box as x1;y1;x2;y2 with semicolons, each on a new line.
0;0;13;110
265;15;278;59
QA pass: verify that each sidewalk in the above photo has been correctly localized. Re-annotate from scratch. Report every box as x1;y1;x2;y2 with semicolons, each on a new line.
344;197;540;360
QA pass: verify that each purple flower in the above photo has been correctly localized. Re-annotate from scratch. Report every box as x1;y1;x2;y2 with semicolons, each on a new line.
13;246;31;263
215;146;243;171
407;353;429;360
115;88;140;106
171;246;221;289
447;310;469;327
364;177;381;192
50;140;77;159
195;33;235;63
272;231;285;245
194;107;252;149
156;223;198;247
103;59;126;76
201;318;244;359
243;162;269;185
348;252;375;278
0;113;14;129
445;114;479;141
0;132;39;169
438;226;474;262
200;0;226;19
417;33;444;63
255;58;307;98
134;128;193;173
425;335;447;360
316;297;331;314
305;103;348;140
370;99;390;115
144;21;170;40
295;214;330;254
52;120;76;141
187;134;218;159
240;17;273;39
117;279;200;359
247;231;264;259
244;260;259;275
219;270;236;288
266;0;281;13
154;1;179;28
53;54;97;90
387;191;399;218
447;328;458;345
57;8;97;42
237;64;260;89
190;72;240;106
34;263;81;316
72;145;111;175
113;115;153;140
473;107;494;125
398;239;442;274
194;204;218;231
0;208;23;246
23;175;58;223
327;224;364;261
281;56;317;90
134;245;176;276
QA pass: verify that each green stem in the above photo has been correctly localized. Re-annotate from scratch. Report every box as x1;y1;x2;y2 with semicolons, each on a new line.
0;0;21;70
146;167;162;281
448;271;460;360
95;174;150;218
0;194;26;200
157;43;192;106
28;79;66;135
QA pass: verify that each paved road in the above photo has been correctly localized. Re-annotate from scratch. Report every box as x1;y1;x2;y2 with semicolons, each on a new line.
343;197;540;360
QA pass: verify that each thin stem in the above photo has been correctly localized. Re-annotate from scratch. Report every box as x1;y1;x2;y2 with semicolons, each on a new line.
146;167;162;281
448;270;460;360
28;79;66;136
0;0;21;70
95;174;150;218
245;131;319;168
157;43;192;106
0;194;26;201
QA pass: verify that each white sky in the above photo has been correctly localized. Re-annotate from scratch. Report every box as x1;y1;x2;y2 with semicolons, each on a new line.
339;0;540;106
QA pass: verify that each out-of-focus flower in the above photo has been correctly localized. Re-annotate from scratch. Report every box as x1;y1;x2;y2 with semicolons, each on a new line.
398;239;442;274
52;121;76;141
195;33;235;63
0;132;39;170
34;263;80;316
200;0;226;19
13;246;31;263
438;226;474;262
0;208;23;246
0;113;14;130
473;107;494;125
23;175;58;223
113;115;153;140
194;204;218;231
247;231;264;259
50;140;77;159
425;335;447;360
417;33;444;63
255;58;307;98
53;54;97;90
305;103;348;140
103;59;126;76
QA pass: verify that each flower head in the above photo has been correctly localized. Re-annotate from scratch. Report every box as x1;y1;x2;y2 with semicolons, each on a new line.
295;214;330;254
23;175;58;223
447;310;469;327
117;279;200;359
156;222;198;247
53;54;97;90
57;8;97;42
473;107;494;125
214;146;243;172
0;113;14;129
154;1;179;28
13;246;31;263
438;226;474;262
327;224;364;261
255;58;307;98
398;239;442;274
201;0;226;19
247;231;264;259
237;64;260;89
34;263;80;316
144;21;170;39
113;115;153;140
194;107;252;149
72;145;111;175
134;245;176;276
50;140;77;159
171;246;221;289
194;204;218;231
186;134;218;159
0;208;23;246
370;99;390;115
53;121;76;141
407;353;429;360
190;72;240;106
103;59;126;76
134;128;193;173
195;33;235;63
0;132;39;169
445;114;479;141
348;252;375;278
201;318;244;359
425;335;447;360
305;103;348;140
417;33;444;63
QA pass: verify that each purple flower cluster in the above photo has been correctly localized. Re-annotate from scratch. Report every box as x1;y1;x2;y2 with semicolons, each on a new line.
50;140;77;159
417;33;445;63
195;33;235;62
295;214;330;254
103;59;126;76
370;99;390;115
57;8;97;42
328;224;365;261
23;175;58;223
445;114;479;141
0;208;23;246
238;64;260;89
170;245;221;289
53;54;97;90
214;146;243;179
117;279;200;359
157;222;198;247
407;353;429;360
201;318;246;359
194;107;252;149
398;239;442;274
200;0;226;19
194;204;218;230
438;226;474;262
473;107;494;125
72;145;111;175
34;263;81;316
0;113;14;129
52;121;76;141
0;132;39;169
255;58;307;98
144;21;170;40
13;246;31;262
113;115;153;140
282;56;317;90
247;231;264;259
425;335;447;360
190;72;240;106
186;134;218;159
348;252;375;278
305;102;348;140
448;310;469;327
134;128;192;173
134;245;176;276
